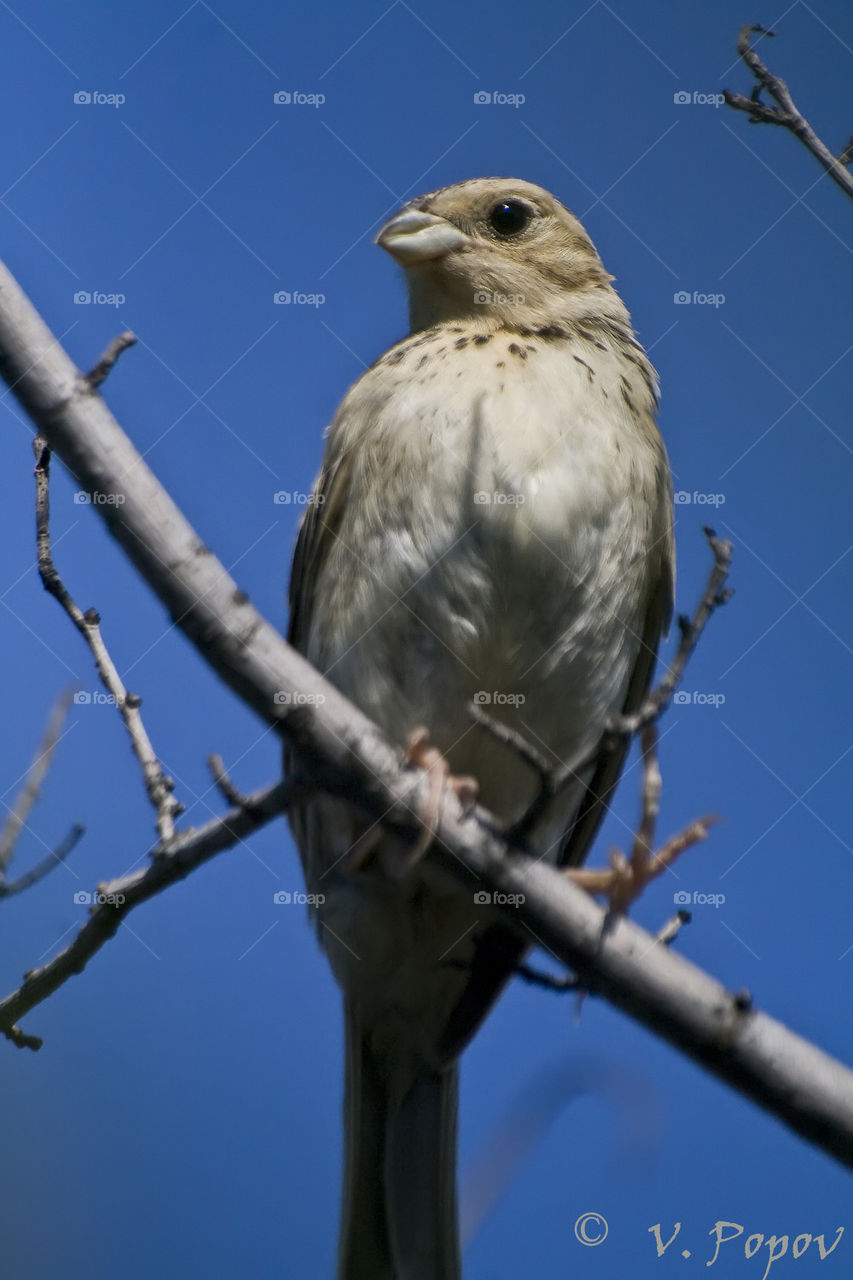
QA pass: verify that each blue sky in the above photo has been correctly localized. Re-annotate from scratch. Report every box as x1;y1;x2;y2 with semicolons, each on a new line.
1;2;852;1277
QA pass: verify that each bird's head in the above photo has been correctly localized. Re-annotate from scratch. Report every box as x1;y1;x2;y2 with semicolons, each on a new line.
376;177;621;333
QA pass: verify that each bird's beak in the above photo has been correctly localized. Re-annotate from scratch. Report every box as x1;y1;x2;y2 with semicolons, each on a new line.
376;209;470;265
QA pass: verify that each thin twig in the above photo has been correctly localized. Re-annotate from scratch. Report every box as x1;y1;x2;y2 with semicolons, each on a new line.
0;688;77;878
631;724;662;865
207;753;250;808
723;25;853;201
612;527;733;736
655;909;691;946
0;775;305;1049
468;703;553;785
515;963;580;993
0;823;85;899
84;331;136;389
33;437;183;847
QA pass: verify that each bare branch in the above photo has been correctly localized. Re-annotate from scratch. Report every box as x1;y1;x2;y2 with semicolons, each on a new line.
2;259;853;1168
617;527;733;733
84;331;136;390
468;702;554;787
515;963;579;994
655;909;691;946
516;904;693;989
207;752;250;809
0;776;303;1048
0;822;84;899
0;687;77;879
723;24;853;201
34;437;183;846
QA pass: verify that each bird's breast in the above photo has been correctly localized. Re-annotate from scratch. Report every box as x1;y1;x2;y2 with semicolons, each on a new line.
307;328;665;827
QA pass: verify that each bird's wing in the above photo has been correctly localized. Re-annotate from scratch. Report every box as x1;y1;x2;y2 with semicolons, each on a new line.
284;450;353;812
439;487;675;1062
559;508;675;868
287;450;350;653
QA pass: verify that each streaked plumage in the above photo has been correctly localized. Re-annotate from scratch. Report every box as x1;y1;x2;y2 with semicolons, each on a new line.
287;177;674;1279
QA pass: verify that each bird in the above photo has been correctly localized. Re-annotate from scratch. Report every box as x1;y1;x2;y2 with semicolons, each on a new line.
286;177;674;1279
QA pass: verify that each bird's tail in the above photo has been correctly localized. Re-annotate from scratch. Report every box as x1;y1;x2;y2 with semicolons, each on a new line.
338;999;460;1280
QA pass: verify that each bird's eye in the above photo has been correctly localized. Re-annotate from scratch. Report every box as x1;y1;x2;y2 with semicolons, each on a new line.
488;200;533;237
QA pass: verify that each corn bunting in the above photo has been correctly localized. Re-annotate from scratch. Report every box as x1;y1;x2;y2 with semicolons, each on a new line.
287;177;674;1279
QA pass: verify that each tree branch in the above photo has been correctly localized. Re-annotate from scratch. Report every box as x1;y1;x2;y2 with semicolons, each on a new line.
723;24;853;201
34;437;183;845
0;776;301;1049
0;688;84;894
0;822;85;900
1;265;853;1168
84;331;136;390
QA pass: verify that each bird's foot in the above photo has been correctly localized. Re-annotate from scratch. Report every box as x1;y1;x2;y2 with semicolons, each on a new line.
566;815;718;917
342;730;477;878
400;727;478;869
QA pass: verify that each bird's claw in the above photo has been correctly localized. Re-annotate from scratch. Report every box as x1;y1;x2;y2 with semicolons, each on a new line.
567;815;718;917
